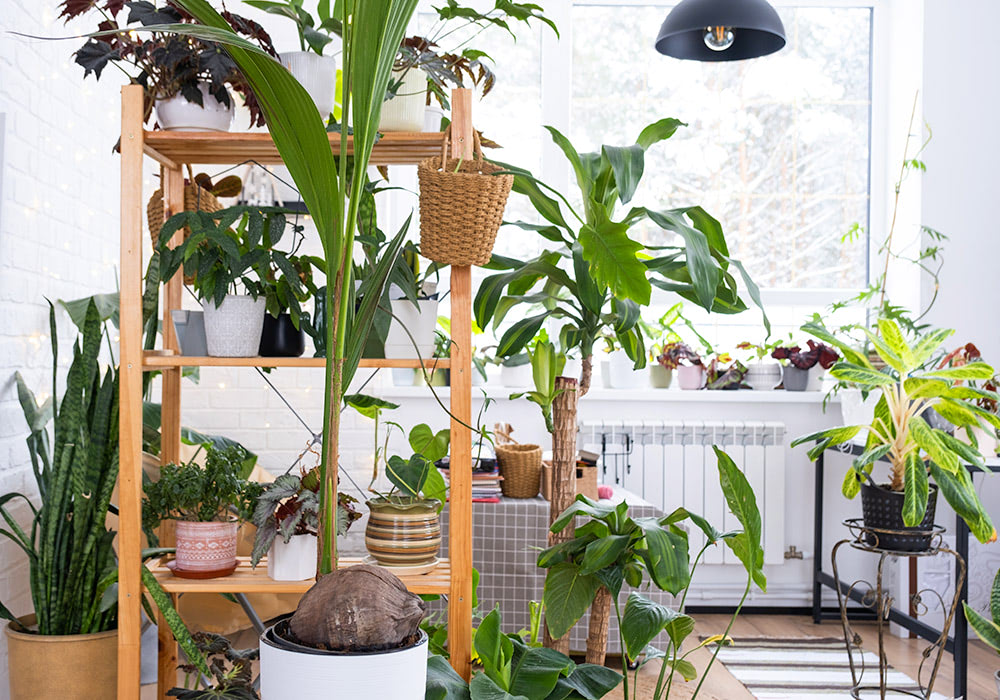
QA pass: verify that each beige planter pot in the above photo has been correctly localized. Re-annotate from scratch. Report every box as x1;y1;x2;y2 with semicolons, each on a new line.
365;499;441;567
6;615;117;700
173;520;239;578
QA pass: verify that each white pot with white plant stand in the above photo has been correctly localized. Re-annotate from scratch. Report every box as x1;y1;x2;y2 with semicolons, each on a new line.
607;350;644;389
268;534;317;582
203;294;266;357
281;52;337;122
378;68;426;132
154;83;234;132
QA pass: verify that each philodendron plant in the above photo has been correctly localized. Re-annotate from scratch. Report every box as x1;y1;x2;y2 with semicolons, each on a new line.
537;448;765;699
476;120;767;395
792;319;998;543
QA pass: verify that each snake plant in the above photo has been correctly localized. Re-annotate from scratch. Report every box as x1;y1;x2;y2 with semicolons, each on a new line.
0;301;119;635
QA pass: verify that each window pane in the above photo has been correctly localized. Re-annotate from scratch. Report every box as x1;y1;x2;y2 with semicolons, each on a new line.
571;4;872;291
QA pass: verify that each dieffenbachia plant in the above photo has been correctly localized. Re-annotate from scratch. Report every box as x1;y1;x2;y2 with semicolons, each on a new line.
476;120;767;395
142;0;420;574
792;318;998;543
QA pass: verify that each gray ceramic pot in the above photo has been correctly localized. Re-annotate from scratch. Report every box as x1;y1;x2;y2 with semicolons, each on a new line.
782;365;810;392
171;310;207;356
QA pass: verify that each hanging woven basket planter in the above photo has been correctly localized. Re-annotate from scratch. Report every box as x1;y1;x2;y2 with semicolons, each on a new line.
417;128;513;266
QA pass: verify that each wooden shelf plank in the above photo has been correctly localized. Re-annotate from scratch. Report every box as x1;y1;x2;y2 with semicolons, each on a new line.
141;353;450;370
142;130;446;166
148;557;451;595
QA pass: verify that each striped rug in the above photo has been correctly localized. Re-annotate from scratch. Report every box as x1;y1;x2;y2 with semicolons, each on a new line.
710;637;951;699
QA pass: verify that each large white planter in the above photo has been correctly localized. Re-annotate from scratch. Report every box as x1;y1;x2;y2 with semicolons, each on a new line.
378;68;426;132
268;534;317;582
281;51;337;122
840;388;880;428
500;363;532;388
383;298;439;359
203;294;266;357
745;361;781;391
154;84;234;132
807;366;825;391
607;350;644;389
260;626;428;699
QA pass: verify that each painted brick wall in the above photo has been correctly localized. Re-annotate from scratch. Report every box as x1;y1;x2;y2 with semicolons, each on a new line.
0;5;128;696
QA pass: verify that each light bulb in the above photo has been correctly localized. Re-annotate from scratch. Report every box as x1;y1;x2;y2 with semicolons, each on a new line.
704;26;735;51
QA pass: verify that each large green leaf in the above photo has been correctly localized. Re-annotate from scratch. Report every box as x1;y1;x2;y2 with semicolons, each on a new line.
636;118;685;150
469;674;528;700
621;593;694;660
508;643;574;698
963;603;1000;652
601;144;644;205
791;425;863;451
830;362;896;387
344;393;399;419
579;535;630;575
426;655;473;700
544;126;593;200
549;496;619;533
715;447;766;591
877;318;916;371
476;608;514;690
909;416;959;473
542;562;602;639
409;424;451;464
911;328;955;367
922;363;996;381
634;518;690;595
902;452;929;527
577;214;650;305
552;663;623;700
928;461;996;543
497;312;551;357
645;208;720;311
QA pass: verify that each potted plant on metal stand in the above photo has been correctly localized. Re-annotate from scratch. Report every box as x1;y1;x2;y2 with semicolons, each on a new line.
792;319;998;551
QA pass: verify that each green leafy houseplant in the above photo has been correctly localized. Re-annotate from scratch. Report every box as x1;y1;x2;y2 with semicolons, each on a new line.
476;119;767;395
425;608;622;700
169;632;260;700
793;319;998;544
142;444;262;530
510;337;565;433
537;448;766;699
0;302;119;635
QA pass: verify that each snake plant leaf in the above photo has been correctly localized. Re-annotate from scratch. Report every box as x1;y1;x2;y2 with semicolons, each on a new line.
964;602;1000;653
578;212;649;305
991;567;1000;626
902;451;929;527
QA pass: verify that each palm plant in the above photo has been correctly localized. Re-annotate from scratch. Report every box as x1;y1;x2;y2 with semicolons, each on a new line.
0;302;119;635
149;0;421;575
476;120;766;395
793;319;998;543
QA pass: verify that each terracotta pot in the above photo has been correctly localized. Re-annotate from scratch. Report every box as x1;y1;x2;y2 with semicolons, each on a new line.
6;615;117;700
365;499;441;567
174;520;239;578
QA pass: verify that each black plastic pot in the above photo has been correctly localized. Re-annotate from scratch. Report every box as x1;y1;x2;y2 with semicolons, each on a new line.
860;482;938;552
259;313;305;357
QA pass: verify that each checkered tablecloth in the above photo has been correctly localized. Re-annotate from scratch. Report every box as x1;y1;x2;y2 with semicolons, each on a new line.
436;488;678;654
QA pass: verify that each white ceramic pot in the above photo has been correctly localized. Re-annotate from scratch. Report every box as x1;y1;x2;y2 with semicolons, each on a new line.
268;534;317;582
392;368;418;387
840;388;880;428
807;366;825;391
745;361;781;391
649;364;673;389
154;84;234;132
383;298;439;359
676;365;705;390
203;294;266;357
500;363;532;388
378;68;426;132
281;51;337;122
260;627;428;700
424;104;447;132
607;350;644;389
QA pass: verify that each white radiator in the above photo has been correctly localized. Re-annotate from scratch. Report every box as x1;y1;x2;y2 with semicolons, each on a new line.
578;420;786;566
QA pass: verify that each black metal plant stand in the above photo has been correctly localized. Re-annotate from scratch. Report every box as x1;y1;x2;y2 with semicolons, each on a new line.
830;519;966;700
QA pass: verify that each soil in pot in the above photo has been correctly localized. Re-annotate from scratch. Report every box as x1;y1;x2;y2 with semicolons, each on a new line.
365;499;441;567
860;482;938;552
172;520;239;578
259;312;306;357
6;615;117;700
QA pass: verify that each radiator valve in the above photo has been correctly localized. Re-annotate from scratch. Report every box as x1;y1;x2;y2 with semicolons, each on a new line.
784;546;805;560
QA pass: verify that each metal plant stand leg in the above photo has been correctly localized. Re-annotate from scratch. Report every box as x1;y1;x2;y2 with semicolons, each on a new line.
831;519;967;700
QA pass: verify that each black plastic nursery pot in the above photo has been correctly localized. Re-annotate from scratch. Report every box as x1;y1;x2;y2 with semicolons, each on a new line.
259;313;305;357
860;482;938;552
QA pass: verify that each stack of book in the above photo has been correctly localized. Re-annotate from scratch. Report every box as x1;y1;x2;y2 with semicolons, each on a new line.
436;455;503;503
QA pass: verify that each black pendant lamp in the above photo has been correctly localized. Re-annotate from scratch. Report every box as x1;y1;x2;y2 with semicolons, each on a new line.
655;0;786;62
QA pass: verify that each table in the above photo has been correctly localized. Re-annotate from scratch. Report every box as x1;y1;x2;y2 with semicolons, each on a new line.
437;487;674;653
812;442;1000;699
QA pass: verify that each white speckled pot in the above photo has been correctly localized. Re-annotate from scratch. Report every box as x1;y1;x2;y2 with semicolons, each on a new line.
203;294;266;357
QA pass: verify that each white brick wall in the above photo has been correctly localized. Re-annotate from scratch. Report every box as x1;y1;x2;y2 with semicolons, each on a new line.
0;5;124;696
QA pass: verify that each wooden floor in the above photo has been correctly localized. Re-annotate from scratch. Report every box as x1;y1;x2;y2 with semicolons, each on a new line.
142;614;997;699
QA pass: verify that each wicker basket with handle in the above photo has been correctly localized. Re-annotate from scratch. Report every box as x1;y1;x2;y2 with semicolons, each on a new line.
496;443;543;499
146;183;222;250
417;127;513;266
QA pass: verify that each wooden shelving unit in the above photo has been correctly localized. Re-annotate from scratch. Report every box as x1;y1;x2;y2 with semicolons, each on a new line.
118;84;475;698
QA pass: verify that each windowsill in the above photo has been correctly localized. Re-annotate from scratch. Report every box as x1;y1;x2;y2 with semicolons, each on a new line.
377;385;838;404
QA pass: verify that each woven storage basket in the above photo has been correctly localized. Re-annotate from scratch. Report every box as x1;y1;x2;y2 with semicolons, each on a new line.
417;129;513;265
496;443;543;499
146;183;222;250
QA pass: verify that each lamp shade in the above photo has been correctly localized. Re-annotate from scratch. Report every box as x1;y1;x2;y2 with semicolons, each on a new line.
655;0;786;62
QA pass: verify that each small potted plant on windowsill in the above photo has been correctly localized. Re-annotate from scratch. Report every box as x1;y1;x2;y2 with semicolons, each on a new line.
62;0;275;132
143;444;262;579
251;467;361;581
738;340;782;391
705;352;748;390
658;341;704;390
792;319;998;552
771;340;839;391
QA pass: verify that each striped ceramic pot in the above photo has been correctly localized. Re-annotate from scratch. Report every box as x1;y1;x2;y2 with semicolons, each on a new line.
365;499;441;567
174;520;238;578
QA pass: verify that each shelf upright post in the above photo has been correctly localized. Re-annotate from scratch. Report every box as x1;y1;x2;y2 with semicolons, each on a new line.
118;83;146;700
447;87;474;681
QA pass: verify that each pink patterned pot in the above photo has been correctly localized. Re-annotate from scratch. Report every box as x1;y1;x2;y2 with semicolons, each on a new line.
174;520;238;578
